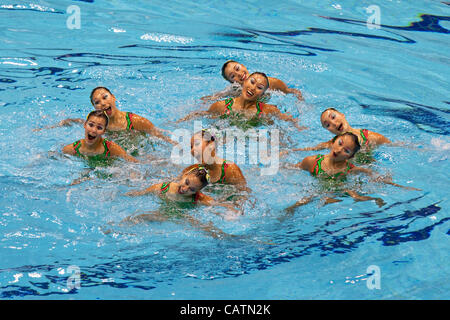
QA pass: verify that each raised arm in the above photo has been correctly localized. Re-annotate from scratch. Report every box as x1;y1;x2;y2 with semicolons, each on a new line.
268;77;303;101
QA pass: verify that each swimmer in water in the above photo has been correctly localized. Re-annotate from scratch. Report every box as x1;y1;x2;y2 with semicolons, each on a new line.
62;110;139;185
178;72;306;131
201;60;303;102
125;166;240;212
180;129;247;189
284;132;420;213
37;87;175;145
62;110;138;162
287;108;391;152
123;166;240;237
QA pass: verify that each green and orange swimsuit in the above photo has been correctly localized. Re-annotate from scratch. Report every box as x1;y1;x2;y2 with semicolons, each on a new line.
125;112;134;130
218;160;229;183
72;139;111;159
311;154;355;180
222;98;264;118
359;129;369;146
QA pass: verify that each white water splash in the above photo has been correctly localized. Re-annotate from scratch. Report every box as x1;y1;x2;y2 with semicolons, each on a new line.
140;33;193;44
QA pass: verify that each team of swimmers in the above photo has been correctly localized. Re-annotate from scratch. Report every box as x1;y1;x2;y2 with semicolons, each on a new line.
39;60;420;237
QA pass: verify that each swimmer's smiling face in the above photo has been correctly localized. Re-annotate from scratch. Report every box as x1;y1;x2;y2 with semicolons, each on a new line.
91;88;116;117
84;115;107;145
224;62;249;84
330;134;358;162
321;109;349;135
242;73;269;101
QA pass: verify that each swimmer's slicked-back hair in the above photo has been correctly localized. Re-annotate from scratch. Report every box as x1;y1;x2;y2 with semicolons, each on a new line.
185;166;209;189
90;87;112;104
86;109;109;127
321;107;340;118
337;131;361;157
221;60;237;82
249;72;270;91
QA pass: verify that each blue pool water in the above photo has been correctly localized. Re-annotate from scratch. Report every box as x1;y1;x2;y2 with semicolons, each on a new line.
0;0;449;299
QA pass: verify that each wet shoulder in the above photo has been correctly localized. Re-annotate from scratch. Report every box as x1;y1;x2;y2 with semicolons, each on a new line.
209;99;227;113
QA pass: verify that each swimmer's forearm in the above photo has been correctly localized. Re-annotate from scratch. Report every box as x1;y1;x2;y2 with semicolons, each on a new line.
292;141;330;152
121;154;139;163
125;186;155;197
176;110;208;123
59;118;84;126
274;112;307;131
146;127;176;145
200;93;223;102
287;88;303;101
34;118;84;132
344;189;386;207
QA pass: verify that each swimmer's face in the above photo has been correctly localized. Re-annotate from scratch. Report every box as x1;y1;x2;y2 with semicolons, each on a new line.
177;173;204;196
84;116;107;145
91;88;116;117
242;73;268;101
190;133;215;164
224;62;249;84
330;134;357;161
321;109;348;135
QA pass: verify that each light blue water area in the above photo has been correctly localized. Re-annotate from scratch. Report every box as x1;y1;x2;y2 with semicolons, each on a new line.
0;0;449;299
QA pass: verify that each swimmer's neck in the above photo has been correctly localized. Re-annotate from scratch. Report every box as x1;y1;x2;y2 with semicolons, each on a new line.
347;126;360;136
84;137;104;151
235;96;256;109
324;154;348;169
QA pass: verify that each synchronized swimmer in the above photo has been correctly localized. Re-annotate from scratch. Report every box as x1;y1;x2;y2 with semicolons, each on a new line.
178;72;306;131
201;60;304;102
37;87;175;145
41;60;420;237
